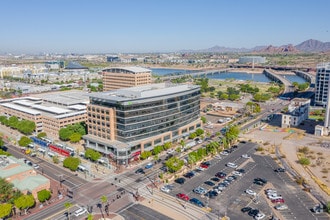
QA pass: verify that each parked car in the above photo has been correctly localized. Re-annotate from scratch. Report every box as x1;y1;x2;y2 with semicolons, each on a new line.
184;172;195;179
242;154;251;159
193;186;207;194
236;168;245;173
32;164;40;169
215;155;222;160
254;180;264;186
275;204;288;210
200;164;209;169
189;198;205;207
204;190;218;198
220;151;229;156
245;189;257;196
248;209;259;217
204;181;215;186
254;212;266;220
268;194;283;200
232;171;242;176
175;178;186;185
176;193;189;201
210;177;220;182
241;207;252;213
254;178;267;184
226;162;238;168
215;172;227;178
274;168;286;172
160;186;171;193
271;198;285;203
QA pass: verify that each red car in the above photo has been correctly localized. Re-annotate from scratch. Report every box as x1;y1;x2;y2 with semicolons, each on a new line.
176;193;189;201
200;164;209;169
271;198;285;203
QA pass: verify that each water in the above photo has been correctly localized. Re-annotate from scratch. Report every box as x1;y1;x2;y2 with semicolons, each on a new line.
151;68;307;83
282;74;307;84
151;68;198;76
207;72;271;83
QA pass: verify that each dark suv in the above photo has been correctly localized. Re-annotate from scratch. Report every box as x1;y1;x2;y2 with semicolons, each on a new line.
175;178;186;185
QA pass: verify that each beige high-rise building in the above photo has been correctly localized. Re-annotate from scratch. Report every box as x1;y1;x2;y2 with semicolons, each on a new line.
102;67;151;91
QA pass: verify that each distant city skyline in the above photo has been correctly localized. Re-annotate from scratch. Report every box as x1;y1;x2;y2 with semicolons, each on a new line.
1;0;329;54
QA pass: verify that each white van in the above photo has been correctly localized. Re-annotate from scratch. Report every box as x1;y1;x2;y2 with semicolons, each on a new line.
47;152;55;157
78;165;87;172
74;207;87;217
38;148;46;153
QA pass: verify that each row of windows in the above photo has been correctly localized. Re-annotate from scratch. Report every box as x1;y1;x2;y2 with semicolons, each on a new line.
116;106;199;132
116;113;199;142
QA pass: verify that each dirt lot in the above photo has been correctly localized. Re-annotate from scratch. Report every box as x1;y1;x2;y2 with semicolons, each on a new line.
241;126;330;202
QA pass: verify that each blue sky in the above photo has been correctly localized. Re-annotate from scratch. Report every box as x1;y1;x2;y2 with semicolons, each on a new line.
1;0;329;54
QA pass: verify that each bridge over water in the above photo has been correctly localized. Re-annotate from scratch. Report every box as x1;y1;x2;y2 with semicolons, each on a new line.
160;68;231;80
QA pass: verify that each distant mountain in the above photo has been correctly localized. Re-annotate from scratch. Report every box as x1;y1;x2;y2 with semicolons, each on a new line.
295;39;330;52
178;39;330;53
258;44;299;53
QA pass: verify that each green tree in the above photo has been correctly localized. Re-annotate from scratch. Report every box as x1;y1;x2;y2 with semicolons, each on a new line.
64;202;73;220
14;194;35;214
189;133;197;139
63;157;80;171
85;149;101;162
165;156;184;173
8;116;19;129
18;136;32;147
37;189;51;203
0;203;12;219
18;120;36;135
201;116;207;124
163;142;172;150
37;132;47;139
152;145;163;155
195;128;204;136
140;151;152;160
59;128;73;141
0;137;4;147
69;133;82;143
219;93;228;100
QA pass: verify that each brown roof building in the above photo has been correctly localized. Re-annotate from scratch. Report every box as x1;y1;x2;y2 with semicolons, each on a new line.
102;67;151;91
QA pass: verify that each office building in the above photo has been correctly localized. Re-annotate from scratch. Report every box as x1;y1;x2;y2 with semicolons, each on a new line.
315;63;330;106
0;91;89;137
84;83;201;165
102;67;151;91
281;98;310;128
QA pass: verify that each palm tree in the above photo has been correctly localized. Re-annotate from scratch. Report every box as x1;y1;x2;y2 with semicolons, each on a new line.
99;195;107;218
64;202;72;220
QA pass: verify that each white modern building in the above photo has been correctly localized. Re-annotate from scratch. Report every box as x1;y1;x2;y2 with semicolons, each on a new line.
281;98;310;128
315;63;330;106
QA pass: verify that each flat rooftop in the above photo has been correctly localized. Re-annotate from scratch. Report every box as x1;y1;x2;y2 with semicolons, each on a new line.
89;83;200;102
102;66;151;73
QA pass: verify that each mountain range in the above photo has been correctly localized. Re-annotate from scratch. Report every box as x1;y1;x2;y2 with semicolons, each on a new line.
179;39;330;53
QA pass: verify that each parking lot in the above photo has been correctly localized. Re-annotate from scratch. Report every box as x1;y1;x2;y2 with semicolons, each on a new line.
160;142;329;220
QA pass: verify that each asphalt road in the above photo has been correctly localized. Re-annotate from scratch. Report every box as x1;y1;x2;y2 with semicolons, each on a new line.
119;204;173;220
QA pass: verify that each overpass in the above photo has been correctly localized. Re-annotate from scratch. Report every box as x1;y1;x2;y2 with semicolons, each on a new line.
263;69;294;95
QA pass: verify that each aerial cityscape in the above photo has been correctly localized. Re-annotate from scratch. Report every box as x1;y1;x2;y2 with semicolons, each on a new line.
0;1;330;220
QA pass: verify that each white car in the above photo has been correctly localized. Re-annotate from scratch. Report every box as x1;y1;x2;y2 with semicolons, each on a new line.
245;189;257;196
232;171;242;176
268;194;283;200
74;207;87;217
32;164;40;169
215;155;222;160
220;151;229;156
160;186;170;193
275;204;288;210
226;162;238;168
255;212;266;220
241;154;251;159
265;188;277;194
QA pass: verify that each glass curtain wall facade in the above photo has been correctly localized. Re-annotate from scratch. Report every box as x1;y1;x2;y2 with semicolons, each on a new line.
315;63;330;106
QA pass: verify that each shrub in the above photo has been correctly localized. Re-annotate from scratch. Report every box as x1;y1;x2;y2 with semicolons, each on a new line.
298;146;309;154
298;157;310;166
256;146;264;151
